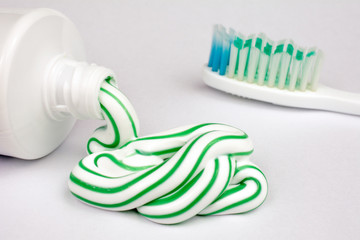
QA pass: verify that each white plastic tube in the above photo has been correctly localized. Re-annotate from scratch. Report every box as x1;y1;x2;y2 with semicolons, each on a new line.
0;8;115;159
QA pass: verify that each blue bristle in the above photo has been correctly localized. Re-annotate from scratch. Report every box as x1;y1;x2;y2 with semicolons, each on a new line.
208;30;217;67
211;34;223;72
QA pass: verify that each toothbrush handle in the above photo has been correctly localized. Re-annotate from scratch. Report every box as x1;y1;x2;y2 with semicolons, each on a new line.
203;67;360;116
316;85;360;116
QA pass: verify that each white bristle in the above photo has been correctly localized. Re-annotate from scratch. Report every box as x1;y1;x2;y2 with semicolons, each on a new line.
227;43;238;78
267;53;281;87
257;52;269;85
228;28;236;41
247;34;265;83
277;60;289;88
308;50;324;91
288;51;301;91
236;46;249;81
247;47;260;83
278;54;291;89
299;50;315;91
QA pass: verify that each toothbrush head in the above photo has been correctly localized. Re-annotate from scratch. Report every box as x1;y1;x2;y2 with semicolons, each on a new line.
207;24;324;92
203;25;360;116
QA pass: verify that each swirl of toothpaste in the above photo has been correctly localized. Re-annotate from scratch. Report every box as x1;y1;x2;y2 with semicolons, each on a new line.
69;79;268;224
86;77;139;154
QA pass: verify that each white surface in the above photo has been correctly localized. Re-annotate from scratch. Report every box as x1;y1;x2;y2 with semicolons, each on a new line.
1;0;360;239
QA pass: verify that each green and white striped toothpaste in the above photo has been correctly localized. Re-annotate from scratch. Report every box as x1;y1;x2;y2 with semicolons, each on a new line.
68;78;268;224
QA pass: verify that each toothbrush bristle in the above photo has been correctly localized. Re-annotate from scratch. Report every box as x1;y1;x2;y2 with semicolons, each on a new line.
207;25;324;91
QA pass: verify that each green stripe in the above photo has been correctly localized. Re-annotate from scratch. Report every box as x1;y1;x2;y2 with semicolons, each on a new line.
90;124;245;169
244;39;252;48
145;170;205;206
101;87;138;138
255;38;262;50
275;44;284;54
70;158;166;193
147;156;233;207
244;47;251;77
296;50;304;60
201;176;262;215
234;47;241;75
209;156;233;205
264;43;272;56
234;37;243;49
229;150;253;156
119;123;246;150
140;158;221;219
158;134;248;197
87;104;121;154
129;123;238;142
87;84;138;154
134;146;182;157
286;44;294;55
70;133;209;207
214;165;264;202
71;134;248;208
215;182;247;201
93;147;181;167
93;153;155;171
104;76;116;86
306;51;315;57
200;164;267;215
78;159;117;179
233;37;244;75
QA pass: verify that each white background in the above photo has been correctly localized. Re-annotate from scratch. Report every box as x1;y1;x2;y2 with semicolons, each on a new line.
1;0;360;239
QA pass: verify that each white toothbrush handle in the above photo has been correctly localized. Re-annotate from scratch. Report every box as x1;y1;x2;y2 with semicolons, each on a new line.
314;85;360;116
203;67;360;116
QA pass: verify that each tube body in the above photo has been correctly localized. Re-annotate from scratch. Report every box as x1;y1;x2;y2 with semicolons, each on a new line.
0;8;112;159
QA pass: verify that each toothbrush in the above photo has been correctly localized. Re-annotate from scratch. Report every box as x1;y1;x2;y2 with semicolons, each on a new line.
203;25;360;116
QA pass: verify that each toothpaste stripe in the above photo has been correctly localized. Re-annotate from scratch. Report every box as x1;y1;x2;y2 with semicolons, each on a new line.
199;163;267;215
87;79;139;154
69;77;268;224
70;134;248;196
138;157;234;224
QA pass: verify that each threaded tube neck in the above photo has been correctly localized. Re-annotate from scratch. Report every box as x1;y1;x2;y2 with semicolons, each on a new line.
44;56;116;120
